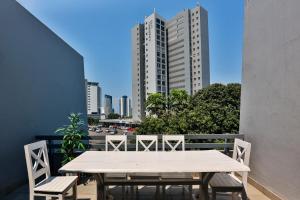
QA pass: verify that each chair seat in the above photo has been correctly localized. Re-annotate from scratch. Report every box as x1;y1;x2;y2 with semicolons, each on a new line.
34;176;77;193
210;173;243;189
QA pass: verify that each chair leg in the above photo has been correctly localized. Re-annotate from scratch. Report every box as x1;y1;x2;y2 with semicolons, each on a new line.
156;185;160;200
121;186;124;200
211;189;216;200
189;185;193;200
162;185;166;200
58;194;64;200
73;184;77;200
241;188;248;200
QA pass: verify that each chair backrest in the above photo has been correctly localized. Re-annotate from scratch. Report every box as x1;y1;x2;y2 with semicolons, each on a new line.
232;138;251;189
162;135;185;151
136;135;158;151
105;135;127;151
24;141;51;193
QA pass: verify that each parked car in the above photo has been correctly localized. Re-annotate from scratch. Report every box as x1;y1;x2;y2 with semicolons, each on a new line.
95;128;102;133
109;128;117;135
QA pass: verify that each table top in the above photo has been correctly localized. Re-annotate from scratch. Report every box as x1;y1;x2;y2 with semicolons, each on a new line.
59;150;250;174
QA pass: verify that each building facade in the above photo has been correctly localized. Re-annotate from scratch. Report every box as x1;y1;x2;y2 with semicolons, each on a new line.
104;95;113;116
132;5;210;121
119;96;128;117
132;24;146;120
86;81;101;115
0;0;86;196
240;0;300;199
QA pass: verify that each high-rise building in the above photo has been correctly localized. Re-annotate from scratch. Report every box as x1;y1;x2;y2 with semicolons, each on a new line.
132;5;210;121
104;95;113;116
119;95;128;117
86;80;101;115
132;24;146;121
127;98;132;117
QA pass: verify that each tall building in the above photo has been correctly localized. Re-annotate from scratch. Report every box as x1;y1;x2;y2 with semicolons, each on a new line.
119;95;128;117
132;24;146;121
132;5;210;121
127;98;132;117
104;95;113;116
86;81;101;115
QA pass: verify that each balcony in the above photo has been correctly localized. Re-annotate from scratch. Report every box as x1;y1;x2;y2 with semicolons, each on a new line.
3;134;272;200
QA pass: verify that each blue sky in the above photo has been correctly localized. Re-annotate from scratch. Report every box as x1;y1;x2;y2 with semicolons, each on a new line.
17;0;244;108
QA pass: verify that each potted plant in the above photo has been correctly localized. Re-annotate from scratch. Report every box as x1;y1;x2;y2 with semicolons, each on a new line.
56;113;87;165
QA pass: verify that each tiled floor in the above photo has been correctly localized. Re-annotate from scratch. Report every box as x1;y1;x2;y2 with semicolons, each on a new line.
3;180;271;200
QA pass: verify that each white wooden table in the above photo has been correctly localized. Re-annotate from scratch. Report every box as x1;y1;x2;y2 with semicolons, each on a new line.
59;150;250;200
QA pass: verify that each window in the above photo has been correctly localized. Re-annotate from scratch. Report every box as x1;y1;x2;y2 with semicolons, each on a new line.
161;26;165;31
161;21;165;26
156;18;160;24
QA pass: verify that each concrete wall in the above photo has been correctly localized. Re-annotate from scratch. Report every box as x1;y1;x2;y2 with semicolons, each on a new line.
240;0;300;199
0;0;86;196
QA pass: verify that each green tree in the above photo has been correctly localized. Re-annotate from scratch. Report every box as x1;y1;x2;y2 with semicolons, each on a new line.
137;83;241;135
107;113;120;119
136;116;165;135
145;93;167;117
88;117;99;125
56;113;86;165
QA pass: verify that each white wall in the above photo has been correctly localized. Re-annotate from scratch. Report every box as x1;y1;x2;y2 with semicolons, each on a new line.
240;0;300;199
0;0;86;196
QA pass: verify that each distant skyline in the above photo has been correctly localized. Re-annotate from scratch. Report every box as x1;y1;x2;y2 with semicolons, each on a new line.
17;0;244;100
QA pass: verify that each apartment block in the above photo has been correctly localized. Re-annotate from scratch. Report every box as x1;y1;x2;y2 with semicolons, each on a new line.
132;5;210;120
86;81;101;115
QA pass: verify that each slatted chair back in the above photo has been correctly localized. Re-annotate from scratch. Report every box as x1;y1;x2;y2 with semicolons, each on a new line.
162;135;185;151
232;138;251;189
105;135;127;151
136;135;158;151
24;141;51;196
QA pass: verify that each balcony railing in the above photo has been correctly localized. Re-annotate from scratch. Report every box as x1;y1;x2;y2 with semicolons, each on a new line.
35;133;244;175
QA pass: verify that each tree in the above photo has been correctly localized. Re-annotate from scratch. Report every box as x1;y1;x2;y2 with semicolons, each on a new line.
136;116;165;135
145;93;167;117
107;113;120;119
88;117;99;125
190;83;241;134
137;84;241;135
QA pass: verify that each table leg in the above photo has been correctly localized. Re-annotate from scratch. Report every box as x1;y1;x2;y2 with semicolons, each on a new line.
199;172;215;200
94;173;105;200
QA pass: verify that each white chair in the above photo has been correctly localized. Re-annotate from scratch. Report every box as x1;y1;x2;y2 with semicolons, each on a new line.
161;135;193;199
162;135;185;151
105;135;128;199
24;141;77;200
209;138;251;200
132;135;160;198
105;135;127;151
136;135;158;151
